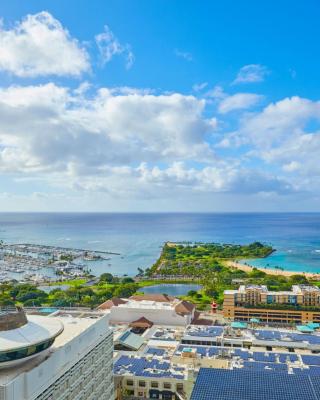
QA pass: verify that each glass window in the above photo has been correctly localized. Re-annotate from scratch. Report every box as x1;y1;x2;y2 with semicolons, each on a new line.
151;382;158;388
0;339;54;364
139;381;146;387
177;383;184;391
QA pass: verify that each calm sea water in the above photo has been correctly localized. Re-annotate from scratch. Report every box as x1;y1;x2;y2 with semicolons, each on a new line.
0;213;320;276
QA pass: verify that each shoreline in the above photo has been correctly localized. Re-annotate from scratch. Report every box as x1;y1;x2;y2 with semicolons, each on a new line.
226;260;320;279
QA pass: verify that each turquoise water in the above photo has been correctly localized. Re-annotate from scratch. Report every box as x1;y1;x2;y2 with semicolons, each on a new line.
0;212;320;276
38;285;70;293
142;284;202;296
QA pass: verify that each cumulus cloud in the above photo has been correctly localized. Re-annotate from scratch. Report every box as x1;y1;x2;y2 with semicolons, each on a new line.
221;96;320;190
0;81;294;200
218;93;263;114
0;11;90;77
0;83;217;176
233;64;269;84
95;25;134;69
238;96;320;148
71;161;292;197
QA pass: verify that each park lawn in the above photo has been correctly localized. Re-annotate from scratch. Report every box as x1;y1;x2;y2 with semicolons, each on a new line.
50;279;87;287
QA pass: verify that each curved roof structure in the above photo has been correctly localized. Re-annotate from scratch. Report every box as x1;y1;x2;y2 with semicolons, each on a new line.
0;316;63;351
0;310;63;368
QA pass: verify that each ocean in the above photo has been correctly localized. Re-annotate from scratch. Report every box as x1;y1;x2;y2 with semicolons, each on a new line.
0;212;320;277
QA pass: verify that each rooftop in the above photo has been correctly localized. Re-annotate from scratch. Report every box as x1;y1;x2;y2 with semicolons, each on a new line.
183;325;224;339
0;315;63;352
0;311;108;386
129;294;176;303
117;299;177;310
114;354;187;380
239;285;268;292
97;297;127;310
115;330;145;351
191;368;320;400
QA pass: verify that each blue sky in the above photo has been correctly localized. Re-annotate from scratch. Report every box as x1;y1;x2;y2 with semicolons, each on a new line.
0;1;319;211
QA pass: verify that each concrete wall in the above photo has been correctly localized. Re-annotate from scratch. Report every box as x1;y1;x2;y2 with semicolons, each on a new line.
110;305;191;326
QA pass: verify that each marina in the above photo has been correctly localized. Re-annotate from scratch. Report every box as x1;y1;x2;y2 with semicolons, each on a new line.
0;242;121;283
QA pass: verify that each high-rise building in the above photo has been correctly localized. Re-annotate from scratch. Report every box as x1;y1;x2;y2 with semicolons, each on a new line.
223;284;320;323
0;308;114;400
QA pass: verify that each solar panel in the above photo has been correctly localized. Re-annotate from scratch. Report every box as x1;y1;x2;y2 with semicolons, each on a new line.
278;353;298;363
114;355;185;379
242;361;288;372
302;355;320;366
252;352;277;363
185;326;224;338
146;347;165;356
191;368;320;400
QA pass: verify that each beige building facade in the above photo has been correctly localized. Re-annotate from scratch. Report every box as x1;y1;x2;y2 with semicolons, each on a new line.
223;284;320;323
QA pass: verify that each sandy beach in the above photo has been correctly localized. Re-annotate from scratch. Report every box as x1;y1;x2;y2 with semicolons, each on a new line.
226;260;320;280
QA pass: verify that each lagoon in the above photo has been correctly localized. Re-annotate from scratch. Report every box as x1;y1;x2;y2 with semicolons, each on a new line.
141;283;202;296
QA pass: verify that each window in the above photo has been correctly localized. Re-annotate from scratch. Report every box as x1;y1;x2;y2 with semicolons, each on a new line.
0;338;54;363
139;381;146;387
163;383;171;389
126;380;134;386
177;383;184;391
151;382;158;388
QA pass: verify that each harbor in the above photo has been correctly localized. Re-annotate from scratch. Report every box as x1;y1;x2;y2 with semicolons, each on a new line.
0;242;121;284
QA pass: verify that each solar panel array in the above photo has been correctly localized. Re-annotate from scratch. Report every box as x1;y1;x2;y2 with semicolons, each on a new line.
185;326;224;338
114;355;185;380
301;355;320;365
145;347;166;356
242;361;288;372
191;368;320;400
253;329;320;345
278;353;298;363
252;351;277;362
175;344;308;368
292;366;320;376
253;330;282;341
311;376;320;399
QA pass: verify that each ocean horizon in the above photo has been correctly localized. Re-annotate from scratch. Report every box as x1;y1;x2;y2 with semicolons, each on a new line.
0;212;320;277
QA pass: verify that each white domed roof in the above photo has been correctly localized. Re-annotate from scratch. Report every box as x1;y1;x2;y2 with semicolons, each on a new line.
0;315;63;352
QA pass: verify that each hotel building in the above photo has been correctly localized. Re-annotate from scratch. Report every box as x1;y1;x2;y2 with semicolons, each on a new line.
102;295;196;326
0;308;114;400
223;284;320;323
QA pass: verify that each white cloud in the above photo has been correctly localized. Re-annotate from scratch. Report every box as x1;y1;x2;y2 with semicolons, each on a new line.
193;82;208;92
225;96;320;188
218;93;263;114
174;49;193;61
95;25;134;69
233;64;269;84
205;85;226;99
71;161;292;197
238;96;320;148
0;83;217;176
0;80;318;207
0;11;90;77
0;82;293;200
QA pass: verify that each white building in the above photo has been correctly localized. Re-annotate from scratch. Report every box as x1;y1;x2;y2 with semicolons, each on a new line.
108;295;195;326
0;308;114;400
